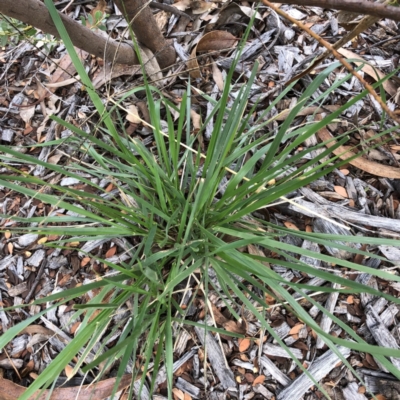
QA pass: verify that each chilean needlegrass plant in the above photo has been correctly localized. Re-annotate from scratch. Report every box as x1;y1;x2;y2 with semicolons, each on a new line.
1;1;400;399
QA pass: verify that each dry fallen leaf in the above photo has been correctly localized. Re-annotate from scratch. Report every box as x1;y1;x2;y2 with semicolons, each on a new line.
64;365;74;380
187;31;238;78
172;388;185;400
105;246;117;258
334;185;348;198
283;221;300;230
253;375;266;386
239;338;251;352
338;48;397;97
212;61;225;91
347;295;354;304
126;104;142;124
318;126;400;179
289;323;304;336
0;372;133;400
154;10;170;30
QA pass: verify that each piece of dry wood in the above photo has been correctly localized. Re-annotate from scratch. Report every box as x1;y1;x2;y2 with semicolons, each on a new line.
260;356;291;386
342;382;368;400
363;374;400;399
316;282;340;349
277;345;351;400
263;342;303;359
194;325;236;390
289;196;400;232
365;304;400;370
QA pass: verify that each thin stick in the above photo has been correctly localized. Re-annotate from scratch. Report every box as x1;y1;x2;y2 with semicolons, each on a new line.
261;0;400;125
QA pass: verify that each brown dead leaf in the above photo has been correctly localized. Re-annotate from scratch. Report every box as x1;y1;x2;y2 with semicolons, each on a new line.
253;375;266;386
50;54;78;85
338;48;397;97
0;373;133;400
172;388;185;400
105;246;117;258
18;325;54;336
318;125;400;179
47;153;63;165
81;257;91;267
197;31;238;52
64;365;74;380
289;323;304;336
283;221;299;230
334;185;348;198
239;338;251;352
187;31;238;78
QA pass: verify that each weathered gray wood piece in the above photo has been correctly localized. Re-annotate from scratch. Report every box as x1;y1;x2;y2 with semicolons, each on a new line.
277;346;351;400
316;282;340;349
288;187;400;232
342;382;368;400
365;304;400;369
194;324;236;390
176;377;201;399
263;342;303;359
260;355;291;386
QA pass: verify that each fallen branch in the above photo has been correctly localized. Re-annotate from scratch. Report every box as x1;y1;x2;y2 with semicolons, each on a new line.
0;0;140;66
266;0;400;22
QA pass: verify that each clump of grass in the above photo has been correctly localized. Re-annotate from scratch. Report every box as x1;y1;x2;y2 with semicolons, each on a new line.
1;1;400;399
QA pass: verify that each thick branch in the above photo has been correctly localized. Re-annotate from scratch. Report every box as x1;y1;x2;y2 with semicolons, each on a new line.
113;0;176;69
269;0;400;22
0;0;140;65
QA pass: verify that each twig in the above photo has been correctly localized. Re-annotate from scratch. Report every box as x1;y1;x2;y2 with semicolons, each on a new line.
287;0;391;85
258;0;400;22
261;0;400;124
149;1;193;21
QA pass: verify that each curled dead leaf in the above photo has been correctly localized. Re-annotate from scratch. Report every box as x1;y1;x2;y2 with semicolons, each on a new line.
0;373;132;400
187;31;238;78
